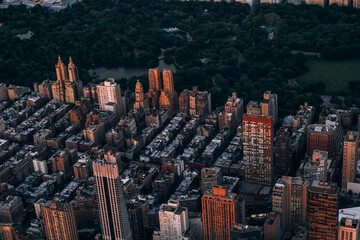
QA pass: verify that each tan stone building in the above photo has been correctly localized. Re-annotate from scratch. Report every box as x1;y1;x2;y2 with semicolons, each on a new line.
342;131;359;192
134;80;149;111
51;57;83;103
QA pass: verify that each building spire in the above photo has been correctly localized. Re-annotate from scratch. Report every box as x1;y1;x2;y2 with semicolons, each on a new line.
69;56;74;67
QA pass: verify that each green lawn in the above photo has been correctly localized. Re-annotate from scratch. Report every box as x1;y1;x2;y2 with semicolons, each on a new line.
297;58;360;95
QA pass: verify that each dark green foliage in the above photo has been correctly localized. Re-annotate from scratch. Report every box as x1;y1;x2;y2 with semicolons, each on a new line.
1;1;360;115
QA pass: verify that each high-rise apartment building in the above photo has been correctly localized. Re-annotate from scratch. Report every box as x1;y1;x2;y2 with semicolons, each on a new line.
179;86;211;117
274;127;291;176
38;79;53;99
52;150;71;177
272;176;308;231
127;202;147;240
243;114;273;186
261;91;278;124
159;70;178;116
224;92;243;126
156;201;189;240
307;114;343;157
42;200;78;240
342;131;359;192
201;167;222;193
162;70;174;93
147;68;161;109
51;57;83;103
96;78;127;118
307;181;339;240
338;217;359;240
202;186;245;240
0;196;24;224
307;124;337;157
134;80;149;111
0;224;21;240
93;158;132;240
149;68;161;91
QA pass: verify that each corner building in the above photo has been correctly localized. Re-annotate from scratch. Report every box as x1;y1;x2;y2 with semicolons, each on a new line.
202;186;244;240
42;200;78;240
242;114;273;186
307;181;339;240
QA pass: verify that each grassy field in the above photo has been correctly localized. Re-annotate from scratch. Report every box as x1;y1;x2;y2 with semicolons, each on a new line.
297;58;360;95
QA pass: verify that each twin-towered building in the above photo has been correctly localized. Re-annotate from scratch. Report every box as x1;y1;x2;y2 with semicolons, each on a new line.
134;69;212;120
51;57;84;104
134;69;178;116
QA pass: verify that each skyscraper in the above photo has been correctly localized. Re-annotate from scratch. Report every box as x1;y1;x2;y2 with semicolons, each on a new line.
51;56;83;103
148;68;161;91
272;176;308;231
162;70;174;93
93;158;132;240
242;114;273;186
96;78;127;118
201;167;222;193
307;181;339;240
134;80;149;111
42;200;78;240
147;69;161;109
224;92;243;126
156;201;190;240
159;70;178;116
261;91;278;124
178;86;211;118
274;127;291;176
342;131;359;192
202;186;245;240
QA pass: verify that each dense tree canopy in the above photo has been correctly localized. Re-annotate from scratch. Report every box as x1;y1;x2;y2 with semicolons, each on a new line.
0;0;359;115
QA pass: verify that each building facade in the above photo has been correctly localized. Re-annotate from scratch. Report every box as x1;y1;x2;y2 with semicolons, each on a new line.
307;181;339;240
42;200;78;240
342;131;359;192
202;186;244;240
157;201;189;240
93;158;132;240
96;78;127;118
51;57;83;104
243;114;273;186
179;86;211;118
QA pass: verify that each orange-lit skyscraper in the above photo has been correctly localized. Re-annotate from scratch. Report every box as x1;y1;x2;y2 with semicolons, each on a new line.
93;158;132;240
242;114;273;186
51;57;83;104
202;186;245;240
42;200;78;240
342;131;359;192
159;70;178;116
148;68;161;91
162;70;174;93
307;181;339;240
147;69;161;109
134;80;149;111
